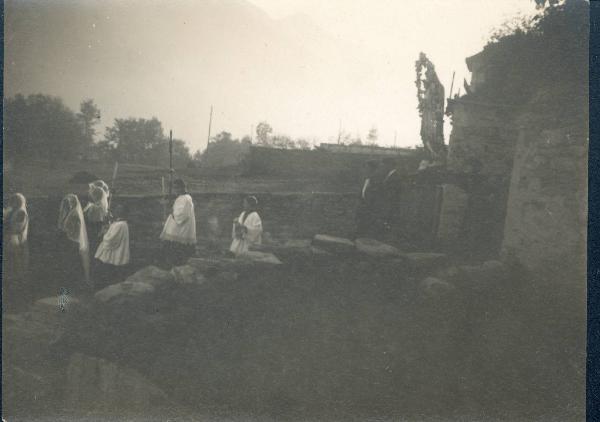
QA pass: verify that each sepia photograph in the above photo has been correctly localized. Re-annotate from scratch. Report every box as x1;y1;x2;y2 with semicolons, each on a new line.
2;0;590;420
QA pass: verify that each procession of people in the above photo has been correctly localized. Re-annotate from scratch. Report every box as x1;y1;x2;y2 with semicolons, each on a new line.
2;172;271;309
2;156;412;309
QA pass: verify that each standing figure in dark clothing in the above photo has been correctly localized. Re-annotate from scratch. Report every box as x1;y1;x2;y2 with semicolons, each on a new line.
355;159;384;239
381;157;405;241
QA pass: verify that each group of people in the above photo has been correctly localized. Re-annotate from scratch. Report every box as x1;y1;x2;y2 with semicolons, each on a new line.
3;177;264;307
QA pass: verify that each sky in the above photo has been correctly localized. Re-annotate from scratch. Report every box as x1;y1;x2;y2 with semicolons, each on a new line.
4;0;536;152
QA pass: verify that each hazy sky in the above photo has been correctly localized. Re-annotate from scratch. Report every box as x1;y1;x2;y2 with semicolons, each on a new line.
5;0;535;152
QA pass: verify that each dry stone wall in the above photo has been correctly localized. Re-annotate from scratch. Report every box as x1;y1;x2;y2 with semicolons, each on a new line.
501;124;588;277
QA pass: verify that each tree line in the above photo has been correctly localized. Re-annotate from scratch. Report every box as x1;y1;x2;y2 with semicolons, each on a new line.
4;94;192;167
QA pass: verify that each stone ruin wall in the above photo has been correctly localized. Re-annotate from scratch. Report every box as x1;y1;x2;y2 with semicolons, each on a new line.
501;123;588;279
436;99;519;255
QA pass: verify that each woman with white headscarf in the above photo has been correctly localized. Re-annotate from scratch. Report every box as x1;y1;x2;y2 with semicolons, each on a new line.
3;193;31;307
58;194;91;286
84;181;109;255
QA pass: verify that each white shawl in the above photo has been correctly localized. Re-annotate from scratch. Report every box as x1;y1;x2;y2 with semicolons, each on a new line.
160;194;197;244
95;220;130;266
230;211;262;256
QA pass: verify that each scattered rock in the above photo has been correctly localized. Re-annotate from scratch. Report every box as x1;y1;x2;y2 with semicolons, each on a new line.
188;257;237;275
65;353;169;412
94;283;128;304
284;239;312;249
311;246;333;256
93;265;176;305
239;251;283;265
125;265;175;288
420;277;456;298
312;234;356;255
355;238;401;258
171;265;205;285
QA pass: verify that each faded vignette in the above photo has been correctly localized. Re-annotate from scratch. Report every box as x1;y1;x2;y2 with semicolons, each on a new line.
2;0;589;421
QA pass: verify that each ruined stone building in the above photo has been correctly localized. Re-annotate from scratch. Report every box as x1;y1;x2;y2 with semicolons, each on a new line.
438;31;588;282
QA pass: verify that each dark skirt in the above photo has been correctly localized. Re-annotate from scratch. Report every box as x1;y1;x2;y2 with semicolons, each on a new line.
3;240;31;311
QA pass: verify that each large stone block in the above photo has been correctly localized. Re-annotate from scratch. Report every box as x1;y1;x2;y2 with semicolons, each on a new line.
355;238;401;258
419;277;456;299
312;234;356;255
94;265;173;305
238;251;283;266
171;264;206;285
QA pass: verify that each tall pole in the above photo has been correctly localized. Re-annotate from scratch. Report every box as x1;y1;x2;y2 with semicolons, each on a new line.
394;131;397;148
168;129;173;196
337;119;342;144
207;105;213;149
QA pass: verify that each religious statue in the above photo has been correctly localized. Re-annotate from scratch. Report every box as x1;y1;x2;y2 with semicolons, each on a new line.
415;52;447;167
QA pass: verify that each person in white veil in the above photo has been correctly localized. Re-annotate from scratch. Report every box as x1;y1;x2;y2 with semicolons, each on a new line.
230;195;262;256
58;194;91;286
84;181;109;254
3;193;31;308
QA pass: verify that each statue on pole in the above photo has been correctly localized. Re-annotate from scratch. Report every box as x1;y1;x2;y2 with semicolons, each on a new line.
415;52;446;167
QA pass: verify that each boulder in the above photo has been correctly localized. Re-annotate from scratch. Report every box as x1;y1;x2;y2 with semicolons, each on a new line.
94;283;129;304
284;239;312;249
93;266;175;305
125;265;175;288
355;238;401;258
419;277;456;299
188;257;238;275
311;246;333;256
402;252;447;273
171;265;206;285
65;353;169;412
238;251;283;266
312;234;356;255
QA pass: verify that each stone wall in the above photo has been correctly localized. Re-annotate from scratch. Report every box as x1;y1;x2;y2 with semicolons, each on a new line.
446;99;518;178
501;124;588;277
243;146;421;181
437;99;518;257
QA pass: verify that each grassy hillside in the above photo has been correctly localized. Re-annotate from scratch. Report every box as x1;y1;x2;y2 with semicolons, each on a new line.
3;159;358;198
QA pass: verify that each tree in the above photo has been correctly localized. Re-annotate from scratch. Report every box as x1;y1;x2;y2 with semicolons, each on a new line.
256;121;273;145
4;94;84;163
296;139;311;150
271;134;295;149
77;99;101;156
367;127;378;145
99;117;191;167
211;131;237;144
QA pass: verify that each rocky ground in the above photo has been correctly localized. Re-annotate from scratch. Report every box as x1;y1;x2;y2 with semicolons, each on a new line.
2;236;586;421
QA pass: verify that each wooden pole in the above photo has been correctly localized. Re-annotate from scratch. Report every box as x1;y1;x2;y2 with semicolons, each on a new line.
449;71;456;99
207;105;213;149
168;129;173;196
